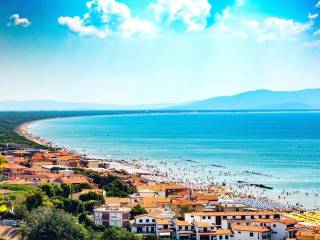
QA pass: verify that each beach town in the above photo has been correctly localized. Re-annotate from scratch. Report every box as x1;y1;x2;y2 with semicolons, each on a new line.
0;123;319;239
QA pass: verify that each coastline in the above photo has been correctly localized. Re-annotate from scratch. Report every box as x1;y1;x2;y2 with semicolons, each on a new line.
15;118;317;212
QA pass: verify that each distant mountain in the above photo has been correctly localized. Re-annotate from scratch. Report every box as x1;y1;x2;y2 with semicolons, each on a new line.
0;100;172;111
2;89;320;111
170;89;320;110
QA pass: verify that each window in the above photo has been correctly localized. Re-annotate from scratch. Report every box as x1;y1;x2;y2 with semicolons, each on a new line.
273;224;276;228
225;236;229;240
146;219;149;223
250;232;254;237
219;236;222;239
208;216;211;219
223;216;227;219
152;219;155;222
139;219;143;223
202;216;206;220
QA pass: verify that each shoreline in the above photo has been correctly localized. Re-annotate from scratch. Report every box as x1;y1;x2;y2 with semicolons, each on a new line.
15;118;318;212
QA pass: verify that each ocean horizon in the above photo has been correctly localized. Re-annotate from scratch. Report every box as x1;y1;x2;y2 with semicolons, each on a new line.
28;111;320;209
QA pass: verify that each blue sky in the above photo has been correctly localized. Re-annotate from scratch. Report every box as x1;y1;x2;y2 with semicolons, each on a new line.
0;0;320;104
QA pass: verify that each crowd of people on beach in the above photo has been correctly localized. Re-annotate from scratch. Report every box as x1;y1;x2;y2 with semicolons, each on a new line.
17;123;320;212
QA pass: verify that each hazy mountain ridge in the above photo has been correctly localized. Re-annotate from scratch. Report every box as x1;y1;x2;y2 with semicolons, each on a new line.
0;100;172;111
1;89;320;111
169;89;320;110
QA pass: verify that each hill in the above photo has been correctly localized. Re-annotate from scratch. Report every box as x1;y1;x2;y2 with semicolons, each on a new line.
170;89;320;110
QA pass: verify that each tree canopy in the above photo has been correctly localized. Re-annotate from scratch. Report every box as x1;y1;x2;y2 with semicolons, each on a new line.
130;205;147;219
20;207;88;240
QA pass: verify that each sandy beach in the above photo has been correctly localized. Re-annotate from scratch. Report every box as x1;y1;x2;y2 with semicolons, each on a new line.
15;119;319;211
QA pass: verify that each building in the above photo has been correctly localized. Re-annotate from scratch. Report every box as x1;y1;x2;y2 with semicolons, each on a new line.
131;209;175;238
175;220;194;240
137;183;190;198
251;218;297;240
94;204;130;228
232;224;271;240
185;211;280;230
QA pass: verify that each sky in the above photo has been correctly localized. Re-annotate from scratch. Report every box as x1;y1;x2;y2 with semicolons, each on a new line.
0;0;320;105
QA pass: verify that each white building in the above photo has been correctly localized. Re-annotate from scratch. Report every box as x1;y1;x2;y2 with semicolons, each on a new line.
232;225;271;240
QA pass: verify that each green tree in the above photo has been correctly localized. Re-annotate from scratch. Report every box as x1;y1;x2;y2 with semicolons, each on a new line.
102;227;140;240
79;192;103;202
84;200;98;213
40;183;56;198
12;193;28;219
20;207;87;240
0;154;6;168
25;189;51;211
61;184;72;198
130;205;147;219
78;213;94;228
178;205;191;217
63;199;84;216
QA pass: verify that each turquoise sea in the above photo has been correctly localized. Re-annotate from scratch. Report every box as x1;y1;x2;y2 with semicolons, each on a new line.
28;111;320;208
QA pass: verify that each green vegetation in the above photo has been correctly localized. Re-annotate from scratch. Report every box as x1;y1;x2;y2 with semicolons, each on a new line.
0;154;6;168
102;226;140;240
130;204;148;219
19;207;88;240
73;168;136;197
0;179;142;239
79;191;103;202
0;183;35;192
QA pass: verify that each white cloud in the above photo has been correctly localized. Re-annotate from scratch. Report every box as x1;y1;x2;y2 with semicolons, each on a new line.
149;0;211;32
255;17;312;42
58;0;156;38
316;0;320;8
236;0;246;8
7;14;31;27
303;40;320;48
58;16;110;38
308;13;318;20
211;11;312;42
313;29;320;37
120;18;157;37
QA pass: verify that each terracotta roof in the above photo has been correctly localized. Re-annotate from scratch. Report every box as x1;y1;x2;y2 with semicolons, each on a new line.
12;157;26;163
135;210;163;218
137;183;187;192
3;163;27;170
233;225;270;233
195;193;219;201
32;153;44;161
45;173;63;180
105;197;130;205
141;197;171;204
156;219;170;225
296;231;320;237
252;218;278;223
24;167;49;173
213;229;233;235
191;211;278;217
279;218;297;225
54;174;90;184
175;220;192;226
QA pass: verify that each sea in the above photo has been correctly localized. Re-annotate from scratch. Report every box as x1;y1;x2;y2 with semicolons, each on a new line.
28;111;320;209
